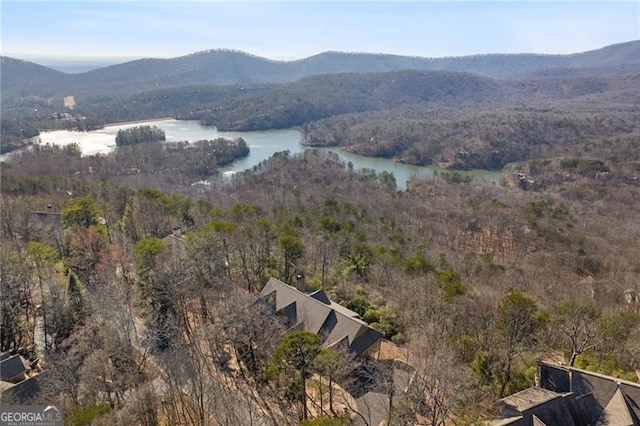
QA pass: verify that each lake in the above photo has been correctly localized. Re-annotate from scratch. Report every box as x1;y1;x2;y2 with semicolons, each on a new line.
32;119;501;190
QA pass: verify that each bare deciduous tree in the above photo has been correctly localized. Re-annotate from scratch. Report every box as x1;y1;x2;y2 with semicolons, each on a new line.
552;300;603;366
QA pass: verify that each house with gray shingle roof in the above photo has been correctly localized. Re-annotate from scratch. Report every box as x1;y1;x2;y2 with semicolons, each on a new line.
260;278;383;357
492;361;640;426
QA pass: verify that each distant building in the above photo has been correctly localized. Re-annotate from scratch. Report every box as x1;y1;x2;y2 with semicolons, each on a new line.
28;210;63;245
162;226;185;257
63;95;76;109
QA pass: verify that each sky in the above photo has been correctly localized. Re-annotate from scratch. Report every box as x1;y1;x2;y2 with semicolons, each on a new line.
1;1;639;62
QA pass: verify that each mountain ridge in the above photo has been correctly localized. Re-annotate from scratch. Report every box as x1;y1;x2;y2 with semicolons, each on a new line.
2;40;639;99
24;39;640;69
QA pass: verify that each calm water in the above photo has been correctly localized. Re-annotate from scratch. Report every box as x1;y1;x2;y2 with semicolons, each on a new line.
31;119;501;190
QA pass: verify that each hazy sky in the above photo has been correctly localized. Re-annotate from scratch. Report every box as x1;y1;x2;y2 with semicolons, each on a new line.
2;1;639;61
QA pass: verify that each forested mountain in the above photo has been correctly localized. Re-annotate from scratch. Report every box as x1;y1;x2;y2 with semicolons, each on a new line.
194;66;639;131
2;40;639;98
0;57;66;97
198;70;503;131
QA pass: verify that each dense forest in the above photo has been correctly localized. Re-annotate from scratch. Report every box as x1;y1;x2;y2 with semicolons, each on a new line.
3;136;250;190
115;125;166;146
2;145;639;423
1;41;640;425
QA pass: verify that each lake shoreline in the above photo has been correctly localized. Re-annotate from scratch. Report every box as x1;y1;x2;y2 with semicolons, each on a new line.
102;117;174;128
23;119;502;189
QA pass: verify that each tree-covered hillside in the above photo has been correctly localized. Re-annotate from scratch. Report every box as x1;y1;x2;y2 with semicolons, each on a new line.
2;145;639;423
302;109;640;169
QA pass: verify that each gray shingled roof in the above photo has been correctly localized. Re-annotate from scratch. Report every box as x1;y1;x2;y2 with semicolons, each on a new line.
501;387;563;415
497;386;576;426
0;355;29;382
596;388;640;426
1;374;43;403
261;278;383;356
